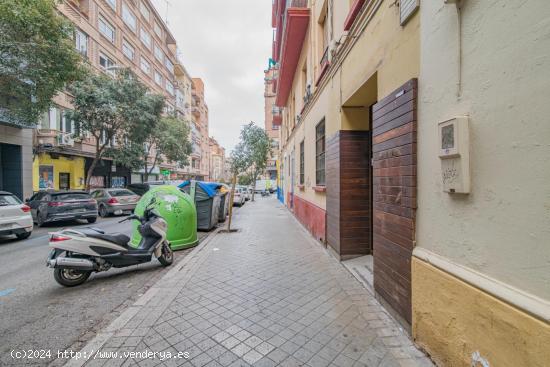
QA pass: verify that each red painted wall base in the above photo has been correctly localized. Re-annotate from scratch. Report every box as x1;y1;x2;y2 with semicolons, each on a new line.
292;195;326;243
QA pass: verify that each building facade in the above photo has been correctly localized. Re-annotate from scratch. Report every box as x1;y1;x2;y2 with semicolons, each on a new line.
0;124;33;200
271;1;550;366
33;0;190;191
209;137;225;182
191;78;210;181
263;65;280;181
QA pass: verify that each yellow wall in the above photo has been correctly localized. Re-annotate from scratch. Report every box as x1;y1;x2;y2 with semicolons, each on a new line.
412;257;550;367
33;153;86;192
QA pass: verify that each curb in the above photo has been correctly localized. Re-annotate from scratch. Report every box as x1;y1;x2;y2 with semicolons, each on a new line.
64;225;224;367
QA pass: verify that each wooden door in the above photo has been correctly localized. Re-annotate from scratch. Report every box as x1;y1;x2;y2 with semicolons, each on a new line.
371;79;417;325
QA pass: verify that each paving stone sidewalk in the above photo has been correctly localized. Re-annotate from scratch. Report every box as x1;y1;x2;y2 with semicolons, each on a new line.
69;198;433;367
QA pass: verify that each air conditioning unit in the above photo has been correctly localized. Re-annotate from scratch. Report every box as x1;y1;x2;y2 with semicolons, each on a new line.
59;133;74;147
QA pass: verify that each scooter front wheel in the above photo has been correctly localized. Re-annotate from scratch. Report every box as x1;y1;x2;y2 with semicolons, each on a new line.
158;243;174;266
54;268;91;287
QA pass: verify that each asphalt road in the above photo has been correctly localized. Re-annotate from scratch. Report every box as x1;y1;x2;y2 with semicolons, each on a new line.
0;215;209;366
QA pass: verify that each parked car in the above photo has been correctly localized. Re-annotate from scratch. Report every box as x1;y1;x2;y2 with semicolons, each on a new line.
237;186;250;201
90;188;140;217
232;188;245;207
0;191;33;240
27;191;98;227
126;182;166;196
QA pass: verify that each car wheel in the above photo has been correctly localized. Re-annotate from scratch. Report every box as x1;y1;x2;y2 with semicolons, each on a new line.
98;205;109;218
16;232;31;240
87;217;97;224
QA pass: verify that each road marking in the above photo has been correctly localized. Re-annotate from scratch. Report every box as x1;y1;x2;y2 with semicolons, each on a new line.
0;288;16;297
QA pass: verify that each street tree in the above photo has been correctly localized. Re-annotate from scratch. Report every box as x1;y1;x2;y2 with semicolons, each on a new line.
140;115;192;181
66;68;165;189
226;141;252;231
0;0;82;126
241;122;272;201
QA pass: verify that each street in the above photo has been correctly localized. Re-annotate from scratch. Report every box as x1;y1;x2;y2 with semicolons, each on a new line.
0;215;209;366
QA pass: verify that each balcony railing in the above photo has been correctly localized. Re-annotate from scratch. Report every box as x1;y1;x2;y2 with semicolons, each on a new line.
316;46;330;86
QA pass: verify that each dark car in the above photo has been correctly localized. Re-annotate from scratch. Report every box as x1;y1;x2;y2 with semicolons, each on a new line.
26;191;98;227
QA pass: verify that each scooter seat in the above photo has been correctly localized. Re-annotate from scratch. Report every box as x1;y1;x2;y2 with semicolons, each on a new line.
85;232;130;247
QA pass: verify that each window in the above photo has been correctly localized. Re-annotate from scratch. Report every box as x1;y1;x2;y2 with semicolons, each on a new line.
166;80;174;95
154;70;162;85
165;104;175;115
299;140;305;185
99;16;115;42
41;106;62;130
165;57;174;74
140;57;150;74
154;44;163;62
140;28;151;48
122;4;137;32
99;53;116;75
154;22;162;38
106;0;116;10
61;110;75;134
315;119;325;186
139;1;150;20
75;29;88;58
122;40;135;60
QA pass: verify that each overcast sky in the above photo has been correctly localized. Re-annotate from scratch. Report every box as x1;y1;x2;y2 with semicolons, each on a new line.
151;0;273;153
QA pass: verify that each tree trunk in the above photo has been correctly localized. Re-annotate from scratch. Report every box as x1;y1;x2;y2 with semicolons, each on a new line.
251;171;258;202
226;173;237;231
85;141;103;191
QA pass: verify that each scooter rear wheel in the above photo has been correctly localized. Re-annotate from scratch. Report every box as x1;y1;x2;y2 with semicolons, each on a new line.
54;268;91;287
158;243;174;266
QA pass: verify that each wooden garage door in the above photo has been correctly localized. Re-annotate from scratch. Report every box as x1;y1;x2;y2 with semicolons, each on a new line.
372;79;417;324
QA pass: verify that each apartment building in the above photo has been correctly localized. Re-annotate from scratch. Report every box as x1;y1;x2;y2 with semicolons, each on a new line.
33;0;180;190
272;1;550;366
263;65;280;182
209;137;225;182
191;78;210;181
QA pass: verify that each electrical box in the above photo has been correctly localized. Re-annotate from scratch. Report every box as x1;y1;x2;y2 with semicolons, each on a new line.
438;116;470;194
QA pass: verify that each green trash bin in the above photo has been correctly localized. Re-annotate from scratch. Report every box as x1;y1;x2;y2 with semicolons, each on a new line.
129;185;198;250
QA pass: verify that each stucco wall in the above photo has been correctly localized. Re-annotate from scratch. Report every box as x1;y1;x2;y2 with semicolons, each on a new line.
416;1;550;300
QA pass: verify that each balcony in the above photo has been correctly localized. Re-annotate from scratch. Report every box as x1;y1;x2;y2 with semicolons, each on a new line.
316;47;330;86
274;0;310;107
272;106;283;126
62;0;90;21
344;0;366;31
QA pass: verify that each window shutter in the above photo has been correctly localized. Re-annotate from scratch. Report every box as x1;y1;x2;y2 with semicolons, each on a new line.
399;0;419;25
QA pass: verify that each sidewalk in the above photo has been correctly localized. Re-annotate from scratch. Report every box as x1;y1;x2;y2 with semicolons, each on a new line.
70;198;433;367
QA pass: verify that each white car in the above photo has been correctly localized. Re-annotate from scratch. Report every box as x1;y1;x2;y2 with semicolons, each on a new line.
0;191;33;240
237;186;251;201
232;188;245;207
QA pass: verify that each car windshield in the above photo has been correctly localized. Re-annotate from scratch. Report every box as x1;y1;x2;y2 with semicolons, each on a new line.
0;194;22;206
52;193;91;201
109;189;135;197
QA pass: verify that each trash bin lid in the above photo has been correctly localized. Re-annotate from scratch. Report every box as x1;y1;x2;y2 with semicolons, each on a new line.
178;180;222;198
